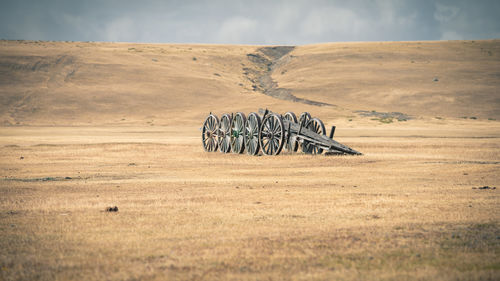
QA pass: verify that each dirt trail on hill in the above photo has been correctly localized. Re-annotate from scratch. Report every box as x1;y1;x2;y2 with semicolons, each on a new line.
244;46;333;107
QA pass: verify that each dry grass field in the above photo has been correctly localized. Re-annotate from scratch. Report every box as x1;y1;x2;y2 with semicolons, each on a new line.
0;39;499;280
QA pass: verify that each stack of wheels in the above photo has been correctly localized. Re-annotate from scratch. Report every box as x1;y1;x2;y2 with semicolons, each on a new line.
202;111;326;155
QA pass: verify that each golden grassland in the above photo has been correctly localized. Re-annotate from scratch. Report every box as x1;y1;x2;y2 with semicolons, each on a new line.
0;39;499;280
1;123;499;280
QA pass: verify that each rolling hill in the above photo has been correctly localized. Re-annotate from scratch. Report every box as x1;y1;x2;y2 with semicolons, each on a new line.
0;39;499;126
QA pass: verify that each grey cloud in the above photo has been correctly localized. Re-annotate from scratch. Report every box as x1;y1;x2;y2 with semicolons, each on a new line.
0;0;499;44
434;3;460;23
215;17;259;44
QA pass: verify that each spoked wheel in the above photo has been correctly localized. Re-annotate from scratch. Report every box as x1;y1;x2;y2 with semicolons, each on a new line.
283;111;298;152
244;112;261;156
302;117;326;154
231;112;246;154
202;114;219;152
218;114;232;153
299;112;311;126
259;113;285;156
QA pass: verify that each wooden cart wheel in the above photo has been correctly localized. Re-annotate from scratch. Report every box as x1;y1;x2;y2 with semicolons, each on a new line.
218;114;232;153
244;112;261;155
231;112;246;154
202;114;219;152
283;111;298;152
299;112;311;126
302;117;326;154
259;113;285;156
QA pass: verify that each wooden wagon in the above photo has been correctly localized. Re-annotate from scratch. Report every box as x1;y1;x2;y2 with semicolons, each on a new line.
202;109;361;156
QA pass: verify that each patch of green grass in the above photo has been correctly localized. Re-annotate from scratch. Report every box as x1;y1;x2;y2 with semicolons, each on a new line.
370;117;393;124
483;264;500;270
379;117;393;124
5;177;61;182
469;222;497;230
488;118;496;120
469;116;477;120
435;116;442;120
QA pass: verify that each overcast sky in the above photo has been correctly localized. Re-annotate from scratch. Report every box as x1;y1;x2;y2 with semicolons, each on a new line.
1;0;499;45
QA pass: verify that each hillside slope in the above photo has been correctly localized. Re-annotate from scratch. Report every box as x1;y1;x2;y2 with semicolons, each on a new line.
276;40;500;119
0;39;499;126
0;41;270;126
